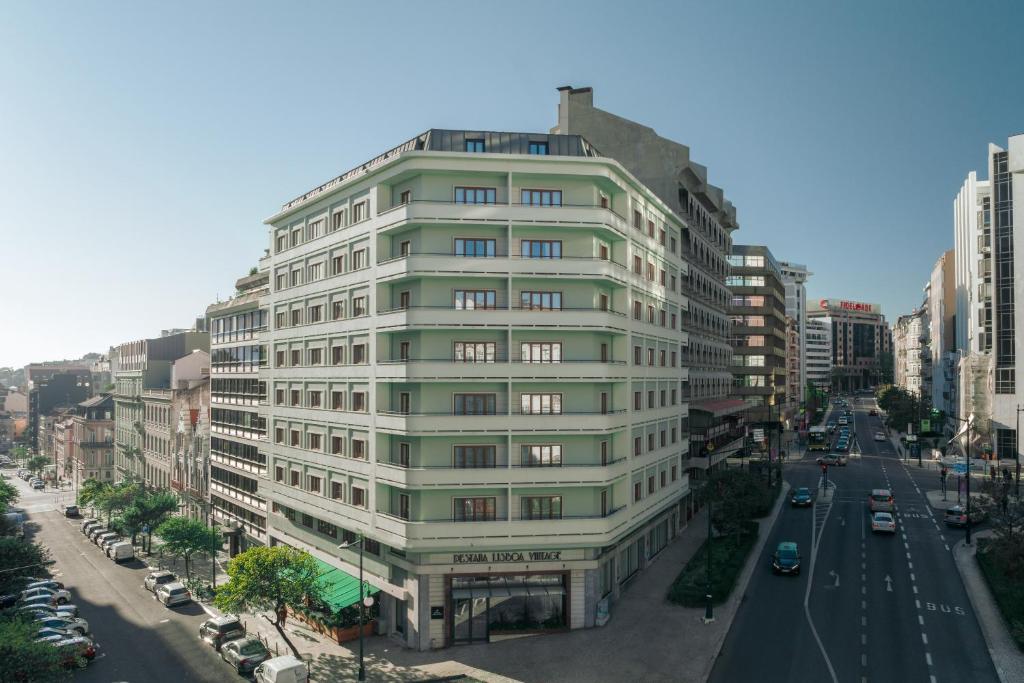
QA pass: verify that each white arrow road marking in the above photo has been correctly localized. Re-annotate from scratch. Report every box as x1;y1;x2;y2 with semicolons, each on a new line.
829;570;840;587
885;575;894;592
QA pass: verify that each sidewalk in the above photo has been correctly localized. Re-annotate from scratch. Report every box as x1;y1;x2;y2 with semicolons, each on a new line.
149;487;789;682
952;532;1024;683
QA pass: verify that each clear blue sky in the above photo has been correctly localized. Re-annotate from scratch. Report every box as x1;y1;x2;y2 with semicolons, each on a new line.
1;1;1021;368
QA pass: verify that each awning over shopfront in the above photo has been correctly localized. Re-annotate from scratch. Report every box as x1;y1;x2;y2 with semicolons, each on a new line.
690;398;749;418
313;558;380;611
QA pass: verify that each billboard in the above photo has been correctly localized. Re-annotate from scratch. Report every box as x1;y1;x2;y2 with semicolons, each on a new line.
811;299;881;314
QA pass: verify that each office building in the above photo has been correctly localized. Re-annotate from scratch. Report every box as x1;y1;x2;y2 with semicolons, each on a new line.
207;267;270;554
779;262;810;402
893;308;928;398
258;86;738;649
805;318;832;390
807;298;891;392
928;250;957;423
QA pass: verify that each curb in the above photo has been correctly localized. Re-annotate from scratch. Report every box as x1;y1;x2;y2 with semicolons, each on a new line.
951;539;1024;683
698;480;791;682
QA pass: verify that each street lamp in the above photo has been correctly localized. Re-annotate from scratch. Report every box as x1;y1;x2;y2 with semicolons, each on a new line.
947;414;975;546
338;535;374;681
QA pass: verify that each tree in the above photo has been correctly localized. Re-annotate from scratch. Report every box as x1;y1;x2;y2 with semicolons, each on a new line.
978;488;1024;578
25;456;48;476
0;479;19;509
157;516;220;581
696;469;765;544
112;504;146;546
138;491;179;553
0;613;66;682
214;546;324;657
0;537;51;594
77;479;111;510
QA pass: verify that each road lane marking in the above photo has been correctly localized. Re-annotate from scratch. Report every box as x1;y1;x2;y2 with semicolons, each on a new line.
910;573;916;582
803;484;839;683
861;586;866;595
919;615;924;625
916;599;921;609
861;600;866;609
862;616;867;626
861;654;867;666
159;618;169;623
908;561;914;569
913;585;919;594
925;652;932;666
861;633;867;645
922;632;928;644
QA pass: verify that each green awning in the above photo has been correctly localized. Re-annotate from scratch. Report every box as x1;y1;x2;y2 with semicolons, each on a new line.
313;558;379;611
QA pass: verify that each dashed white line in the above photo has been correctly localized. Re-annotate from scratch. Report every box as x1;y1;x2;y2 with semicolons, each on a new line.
861;600;867;610
918;615;925;625
861;573;866;581
910;573;916;582
944;544;950;551
925;652;933;666
913;585;919;594
930;676;937;683
916;599;922;609
904;542;910;550
862;616;867;626
861;654;867;666
861;586;867;595
909;561;914;569
861;562;866;570
922;632;929;645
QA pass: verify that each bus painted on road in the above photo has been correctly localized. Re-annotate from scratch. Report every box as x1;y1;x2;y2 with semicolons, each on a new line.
808;426;829;451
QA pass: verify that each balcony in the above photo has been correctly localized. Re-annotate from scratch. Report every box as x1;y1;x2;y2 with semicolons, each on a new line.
375;358;632;381
374;455;632;488
374;305;630;332
376;253;630;286
375;409;630;434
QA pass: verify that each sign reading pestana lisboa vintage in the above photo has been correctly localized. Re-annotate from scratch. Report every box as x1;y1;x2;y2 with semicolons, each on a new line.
435;549;584;565
815;299;880;314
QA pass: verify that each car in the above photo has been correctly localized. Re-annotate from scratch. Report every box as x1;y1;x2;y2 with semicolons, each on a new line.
835;452;848;466
838;417;848;426
869;408;878;416
21;587;72;605
95;531;119;548
35;633;67;644
32;480;45;490
80;518;100;534
221;636;272;674
36;626;76;640
770;541;801;575
20;579;65;592
869;489;894;512
871;511;896;533
20;603;79;618
34;616;89;636
108;541;135;562
87;526;108;542
52;636;97;669
199;614;246;651
19;594;62;609
63;505;80;518
874;431;886;442
835;441;850;452
0;593;18;608
156;582;192;607
144;570;178;592
944;505;988;527
790;487;813;507
816;453;840;466
99;534;122;553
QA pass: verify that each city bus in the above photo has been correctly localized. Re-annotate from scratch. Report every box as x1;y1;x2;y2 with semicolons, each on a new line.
808;426;829;451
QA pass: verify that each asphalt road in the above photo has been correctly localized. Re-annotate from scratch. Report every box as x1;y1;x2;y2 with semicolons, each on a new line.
709;396;999;683
4;470;236;683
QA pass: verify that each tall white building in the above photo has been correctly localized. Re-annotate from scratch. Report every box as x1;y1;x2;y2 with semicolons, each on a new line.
805;318;832;390
779;262;810;401
893;308;927;398
929;249;956;423
257;87;741;649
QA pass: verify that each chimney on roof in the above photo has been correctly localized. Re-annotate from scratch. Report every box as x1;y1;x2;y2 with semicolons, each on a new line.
554;85;593;134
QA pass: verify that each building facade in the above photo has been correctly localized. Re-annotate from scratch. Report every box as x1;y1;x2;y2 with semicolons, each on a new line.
69;394;115;486
928;250;957;423
27;370;92;453
779;262;810;401
256;88;739;649
893;308;928;398
727;245;787;422
168;352;212;523
112;331;209;483
207;268;270;554
807;299;891;392
805;318;833;390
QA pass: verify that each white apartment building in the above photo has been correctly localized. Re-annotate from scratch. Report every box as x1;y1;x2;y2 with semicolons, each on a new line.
805;318;832;390
779;262;810;407
258;90;739;649
929;250;957;423
893;309;928;398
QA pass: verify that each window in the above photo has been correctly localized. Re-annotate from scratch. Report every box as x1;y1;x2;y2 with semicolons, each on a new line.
307;390;322;408
331;481;344;500
276;233;287;253
648;476;655;494
633;255;643;274
275;273;287;290
519;291;562;310
453;394;497;415
520;342;561;363
522;496;561;520
352;296;366;316
454;497;496;521
634;392;642;410
317;519;337;538
634;346;642;365
671;465;678;481
332;301;345;320
332;210;346;231
399;190;412;205
520;393;562;415
647;348;655;366
307;305;323;325
275;388;285;405
331;254;345;275
290;309;303;326
352;392;367;412
454;341;496;363
352;439;367;459
352;344;367;364
290;269;302;287
455;238;496;257
308;262;323;281
522;444;562;467
633;301;642;320
290;349;301;366
647;219;655;237
275;466;284;482
634;482;642;502
351;486;366;507
399;341;410;361
528;141;548;155
290;227;301;247
308;475;321;493
521;189;562;207
465;139;485;153
275;427;284;444
275;311;286;329
352;201;367;223
633;210;642;230
399;240;410;257
352;249;367;270
660;471;667;488
290;470;300;486
290;390;300;407
521;240;562;259
454;186;496;204
331;346;345;365
454;290;497;310
331;435;344;455
398;442;410;467
307;219;323;240
647;433;655;450
454;445;496;468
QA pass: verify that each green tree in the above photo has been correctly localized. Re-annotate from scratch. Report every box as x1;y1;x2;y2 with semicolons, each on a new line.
77;479;111;510
979;487;1024;578
0;613;67;682
112;504;146;546
0;478;19;509
95;482;143;525
138;491;179;553
696;469;765;544
214;546;324;657
0;537;51;594
157;516;220;580
25;456;48;476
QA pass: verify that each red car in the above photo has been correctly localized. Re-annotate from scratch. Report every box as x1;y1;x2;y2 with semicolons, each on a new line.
54;636;96;669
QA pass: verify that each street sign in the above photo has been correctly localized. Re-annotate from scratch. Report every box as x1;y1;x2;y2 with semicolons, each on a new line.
953;463;968;475
753;428;765;443
921;419;931;433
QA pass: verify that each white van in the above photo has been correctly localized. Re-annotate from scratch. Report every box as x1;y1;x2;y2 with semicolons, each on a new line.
109;541;134;563
254;655;309;683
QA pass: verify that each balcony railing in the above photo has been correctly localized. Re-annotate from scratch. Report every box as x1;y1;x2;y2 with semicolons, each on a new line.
376;304;627;317
378;409;628;418
377;357;627;365
377;251;628;269
380;454;629;469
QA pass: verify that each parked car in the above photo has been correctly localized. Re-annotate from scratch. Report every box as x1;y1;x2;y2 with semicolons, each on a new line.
869;489;895;512
944;505;987;527
221;636;271;674
87;526;108;542
874;431;886;442
770;541;801;576
36;626;76;640
99;534;122;553
871;512;896;533
21;587;72;605
108;541;135;563
34;615;89;636
63;505;80;518
143;570;177;593
156;582;192;607
20;579;64;592
0;593;18;608
20;603;79;618
32;480;45;490
95;531;119;548
80;519;100;534
19;594;62;609
254;655;309;683
790;487;813;507
52;636;97;669
199;614;246;651
869;408;878;416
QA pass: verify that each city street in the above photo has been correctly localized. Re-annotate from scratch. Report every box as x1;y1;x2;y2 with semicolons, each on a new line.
6;471;230;683
709;397;999;683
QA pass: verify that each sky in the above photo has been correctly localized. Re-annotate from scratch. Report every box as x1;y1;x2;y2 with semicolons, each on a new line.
1;0;1022;369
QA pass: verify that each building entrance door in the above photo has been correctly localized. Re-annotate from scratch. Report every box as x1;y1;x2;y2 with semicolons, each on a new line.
452;597;489;643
